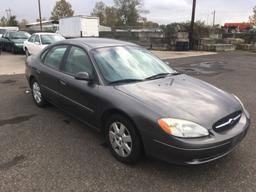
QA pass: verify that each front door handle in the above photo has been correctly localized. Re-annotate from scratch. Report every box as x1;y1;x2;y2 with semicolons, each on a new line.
59;79;67;86
32;67;41;74
35;69;41;74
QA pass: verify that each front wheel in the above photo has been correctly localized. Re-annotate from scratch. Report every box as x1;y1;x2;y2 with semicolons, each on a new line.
105;115;142;164
25;48;30;57
31;79;47;107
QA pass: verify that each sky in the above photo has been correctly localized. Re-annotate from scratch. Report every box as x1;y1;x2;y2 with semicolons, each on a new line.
0;0;255;25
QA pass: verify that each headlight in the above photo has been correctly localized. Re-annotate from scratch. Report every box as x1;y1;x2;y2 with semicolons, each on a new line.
15;43;23;46
158;118;209;138
232;94;250;118
232;94;244;109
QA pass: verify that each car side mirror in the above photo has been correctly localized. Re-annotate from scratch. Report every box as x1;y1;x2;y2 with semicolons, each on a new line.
35;41;40;45
74;72;92;81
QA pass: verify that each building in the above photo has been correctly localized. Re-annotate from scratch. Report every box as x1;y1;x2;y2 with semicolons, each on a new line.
26;20;59;32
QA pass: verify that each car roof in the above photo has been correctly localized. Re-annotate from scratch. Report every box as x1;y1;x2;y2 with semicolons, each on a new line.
33;32;58;35
56;38;138;50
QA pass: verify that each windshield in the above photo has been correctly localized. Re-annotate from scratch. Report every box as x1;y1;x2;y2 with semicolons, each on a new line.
92;46;175;84
9;31;30;39
41;34;65;45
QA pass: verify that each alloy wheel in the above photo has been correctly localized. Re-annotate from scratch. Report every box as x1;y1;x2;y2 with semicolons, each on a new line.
109;122;132;157
32;82;42;104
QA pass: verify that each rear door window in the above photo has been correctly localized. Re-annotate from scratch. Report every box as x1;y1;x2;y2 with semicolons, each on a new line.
44;46;68;70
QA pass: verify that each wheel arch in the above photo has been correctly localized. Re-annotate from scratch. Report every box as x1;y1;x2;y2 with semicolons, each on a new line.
29;75;36;88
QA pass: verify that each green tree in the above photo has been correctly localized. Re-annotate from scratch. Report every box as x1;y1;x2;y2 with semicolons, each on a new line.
7;16;18;26
0;16;8;26
105;6;119;27
249;6;256;25
114;0;142;26
50;0;74;20
91;1;106;25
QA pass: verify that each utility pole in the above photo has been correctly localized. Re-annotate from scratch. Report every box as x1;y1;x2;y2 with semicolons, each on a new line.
189;0;197;50
38;0;42;31
212;10;216;27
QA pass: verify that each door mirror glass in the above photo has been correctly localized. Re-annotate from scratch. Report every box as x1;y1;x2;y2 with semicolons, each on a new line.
74;72;92;81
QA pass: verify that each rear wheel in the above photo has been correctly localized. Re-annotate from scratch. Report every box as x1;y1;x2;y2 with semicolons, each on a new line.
31;79;47;107
105;114;142;164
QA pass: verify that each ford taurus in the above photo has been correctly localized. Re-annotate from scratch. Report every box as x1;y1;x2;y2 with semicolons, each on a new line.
25;38;250;164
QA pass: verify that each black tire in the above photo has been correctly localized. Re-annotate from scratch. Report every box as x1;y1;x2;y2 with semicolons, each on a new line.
105;114;142;164
31;79;47;107
11;46;16;54
25;48;30;57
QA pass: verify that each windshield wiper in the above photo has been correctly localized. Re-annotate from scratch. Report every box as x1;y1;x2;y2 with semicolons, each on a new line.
145;73;171;80
108;79;144;85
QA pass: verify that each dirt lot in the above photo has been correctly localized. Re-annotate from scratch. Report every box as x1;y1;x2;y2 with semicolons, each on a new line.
0;51;255;192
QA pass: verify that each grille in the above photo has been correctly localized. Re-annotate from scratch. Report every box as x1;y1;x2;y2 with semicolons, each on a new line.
213;111;242;132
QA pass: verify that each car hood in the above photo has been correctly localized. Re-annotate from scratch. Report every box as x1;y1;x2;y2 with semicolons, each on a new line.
11;39;26;44
114;74;241;129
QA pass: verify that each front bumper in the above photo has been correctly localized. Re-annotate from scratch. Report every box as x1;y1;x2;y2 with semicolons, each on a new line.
14;44;24;53
144;112;250;165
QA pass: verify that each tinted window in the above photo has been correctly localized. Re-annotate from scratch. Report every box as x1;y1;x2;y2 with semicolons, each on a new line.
28;35;35;42
35;35;40;44
63;47;93;75
4;33;9;38
44;46;67;70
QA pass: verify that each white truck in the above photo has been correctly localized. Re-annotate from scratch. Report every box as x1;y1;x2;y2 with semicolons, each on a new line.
58;16;99;38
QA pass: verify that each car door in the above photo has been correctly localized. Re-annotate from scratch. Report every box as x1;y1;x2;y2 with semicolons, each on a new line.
26;35;35;54
38;45;69;106
58;46;100;126
33;35;41;54
3;32;11;51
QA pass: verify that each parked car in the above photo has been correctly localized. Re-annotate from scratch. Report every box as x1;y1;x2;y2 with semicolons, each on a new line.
0;31;30;53
0;26;19;38
0;29;7;38
25;38;250;165
23;33;65;57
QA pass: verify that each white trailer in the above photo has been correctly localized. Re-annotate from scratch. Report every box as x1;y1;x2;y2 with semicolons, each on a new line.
59;16;99;38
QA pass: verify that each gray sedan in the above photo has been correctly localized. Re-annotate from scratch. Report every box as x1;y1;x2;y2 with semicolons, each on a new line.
25;38;250;164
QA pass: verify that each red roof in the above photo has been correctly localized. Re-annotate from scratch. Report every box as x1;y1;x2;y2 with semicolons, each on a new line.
224;23;251;29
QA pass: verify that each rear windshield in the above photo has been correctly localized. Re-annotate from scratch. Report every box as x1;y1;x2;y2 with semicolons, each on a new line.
41;35;65;45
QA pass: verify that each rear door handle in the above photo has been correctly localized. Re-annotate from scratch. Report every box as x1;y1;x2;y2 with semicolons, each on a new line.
59;79;67;86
